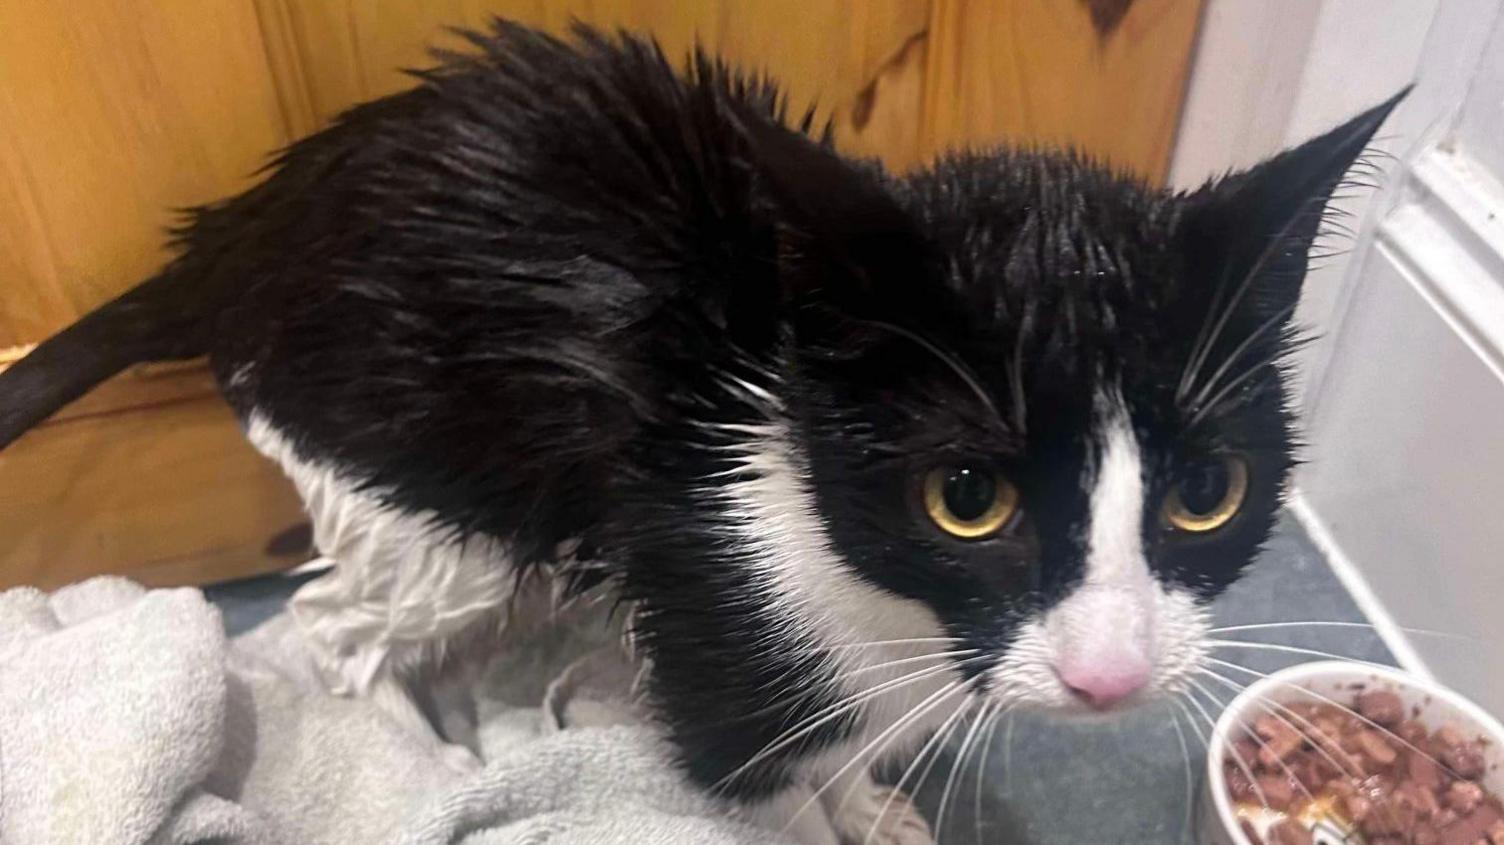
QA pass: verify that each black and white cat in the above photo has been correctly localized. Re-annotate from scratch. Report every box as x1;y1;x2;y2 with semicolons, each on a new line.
0;21;1401;844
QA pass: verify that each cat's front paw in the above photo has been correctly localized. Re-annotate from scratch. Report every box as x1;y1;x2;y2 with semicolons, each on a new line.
830;782;934;845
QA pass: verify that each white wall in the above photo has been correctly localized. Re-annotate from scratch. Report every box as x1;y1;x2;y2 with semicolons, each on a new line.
1171;0;1504;711
1166;0;1322;187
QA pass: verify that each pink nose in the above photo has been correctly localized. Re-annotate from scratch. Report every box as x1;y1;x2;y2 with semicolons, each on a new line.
1057;656;1152;710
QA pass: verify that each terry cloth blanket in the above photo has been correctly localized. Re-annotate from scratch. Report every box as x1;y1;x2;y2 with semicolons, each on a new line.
0;577;812;845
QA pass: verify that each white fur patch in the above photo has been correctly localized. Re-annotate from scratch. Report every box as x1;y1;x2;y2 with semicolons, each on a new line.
1083;400;1150;589
246;412;516;695
711;422;963;775
986;391;1209;708
715;425;944;654
987;585;1208;709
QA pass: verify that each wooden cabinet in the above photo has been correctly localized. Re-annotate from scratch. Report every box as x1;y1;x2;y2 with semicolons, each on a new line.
0;0;1202;589
0;1;305;587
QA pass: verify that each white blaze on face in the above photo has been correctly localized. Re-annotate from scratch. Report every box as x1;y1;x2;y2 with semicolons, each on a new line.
987;388;1211;711
714;421;966;765
715;422;950;668
1046;392;1157;708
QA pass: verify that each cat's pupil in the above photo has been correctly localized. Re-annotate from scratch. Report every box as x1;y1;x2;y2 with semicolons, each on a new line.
1178;461;1230;515
942;467;996;521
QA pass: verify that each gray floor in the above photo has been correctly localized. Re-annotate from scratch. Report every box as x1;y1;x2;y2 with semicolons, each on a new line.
206;513;1392;844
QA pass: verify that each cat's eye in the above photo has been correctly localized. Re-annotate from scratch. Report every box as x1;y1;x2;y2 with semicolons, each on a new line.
921;464;1019;540
1163;455;1249;533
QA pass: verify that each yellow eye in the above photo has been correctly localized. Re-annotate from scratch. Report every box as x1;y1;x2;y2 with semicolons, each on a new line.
1163;455;1249;533
922;465;1019;539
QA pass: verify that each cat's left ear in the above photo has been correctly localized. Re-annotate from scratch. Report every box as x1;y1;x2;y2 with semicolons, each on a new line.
1178;88;1409;314
732;107;932;320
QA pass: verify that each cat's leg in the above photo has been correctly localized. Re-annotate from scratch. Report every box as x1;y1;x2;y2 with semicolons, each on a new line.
286;513;516;764
248;415;512;767
738;784;841;845
819;767;934;845
282;526;511;771
736;771;933;845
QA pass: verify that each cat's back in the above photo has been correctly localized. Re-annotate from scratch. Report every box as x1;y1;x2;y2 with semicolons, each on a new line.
182;23;782;558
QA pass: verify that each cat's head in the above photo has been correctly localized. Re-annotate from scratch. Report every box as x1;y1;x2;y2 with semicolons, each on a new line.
726;93;1403;715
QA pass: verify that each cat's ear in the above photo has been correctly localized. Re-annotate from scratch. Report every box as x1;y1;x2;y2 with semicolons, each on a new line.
732;107;931;316
1178;88;1408;314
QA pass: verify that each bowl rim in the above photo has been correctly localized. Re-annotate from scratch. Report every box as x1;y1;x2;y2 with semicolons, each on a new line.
1203;659;1504;844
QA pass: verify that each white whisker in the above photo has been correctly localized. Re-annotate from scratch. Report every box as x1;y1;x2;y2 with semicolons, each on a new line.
1196;667;1362;780
974;705;1005;845
1001;709;1018;791
1188;677;1316;806
781;680;968;836
808;637;967;652
1187;334;1313;428
1207;620;1472;642
713;656;982;793
1179;690;1269;810
1205;638;1406;671
1206;656;1466;779
936;700;995;843
1186;300;1297;411
1171;696;1208;750
742;647;974;703
1199;663;1420;832
1168;704;1194;845
1178;208;1305;404
858;690;973;845
818;650;980;686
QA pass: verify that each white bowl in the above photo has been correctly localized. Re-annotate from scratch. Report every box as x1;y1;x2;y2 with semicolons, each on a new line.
1196;660;1504;844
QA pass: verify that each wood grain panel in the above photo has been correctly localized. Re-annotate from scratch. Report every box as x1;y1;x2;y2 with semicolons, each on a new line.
0;0;291;347
0;396;309;591
252;0;931;167
0;0;1203;590
253;0;1201;178
0;2;304;589
920;0;1203;183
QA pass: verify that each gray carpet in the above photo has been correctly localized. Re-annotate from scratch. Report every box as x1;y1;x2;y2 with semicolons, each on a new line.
206;512;1392;844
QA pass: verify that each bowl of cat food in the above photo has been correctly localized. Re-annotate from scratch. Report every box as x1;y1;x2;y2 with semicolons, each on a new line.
1197;660;1504;845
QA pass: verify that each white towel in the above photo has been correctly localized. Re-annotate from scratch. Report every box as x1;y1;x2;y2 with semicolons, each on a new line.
397;727;781;845
0;578;262;844
0;578;810;845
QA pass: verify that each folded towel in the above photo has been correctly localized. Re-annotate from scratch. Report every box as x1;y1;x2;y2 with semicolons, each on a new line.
398;726;780;845
0;578;810;845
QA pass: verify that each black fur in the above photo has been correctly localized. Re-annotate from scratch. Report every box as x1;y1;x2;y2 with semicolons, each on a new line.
0;21;1402;804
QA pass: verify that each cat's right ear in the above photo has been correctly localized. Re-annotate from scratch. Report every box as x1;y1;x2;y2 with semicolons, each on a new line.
730;106;933;321
1176;89;1407;321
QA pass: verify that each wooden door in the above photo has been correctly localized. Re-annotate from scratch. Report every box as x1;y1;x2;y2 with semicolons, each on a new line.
0;1;308;588
0;0;1203;589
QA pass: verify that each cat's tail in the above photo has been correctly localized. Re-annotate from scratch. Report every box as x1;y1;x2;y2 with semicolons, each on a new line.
0;268;208;450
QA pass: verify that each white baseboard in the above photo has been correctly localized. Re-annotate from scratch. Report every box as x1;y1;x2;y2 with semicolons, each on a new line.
1286;489;1435;681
